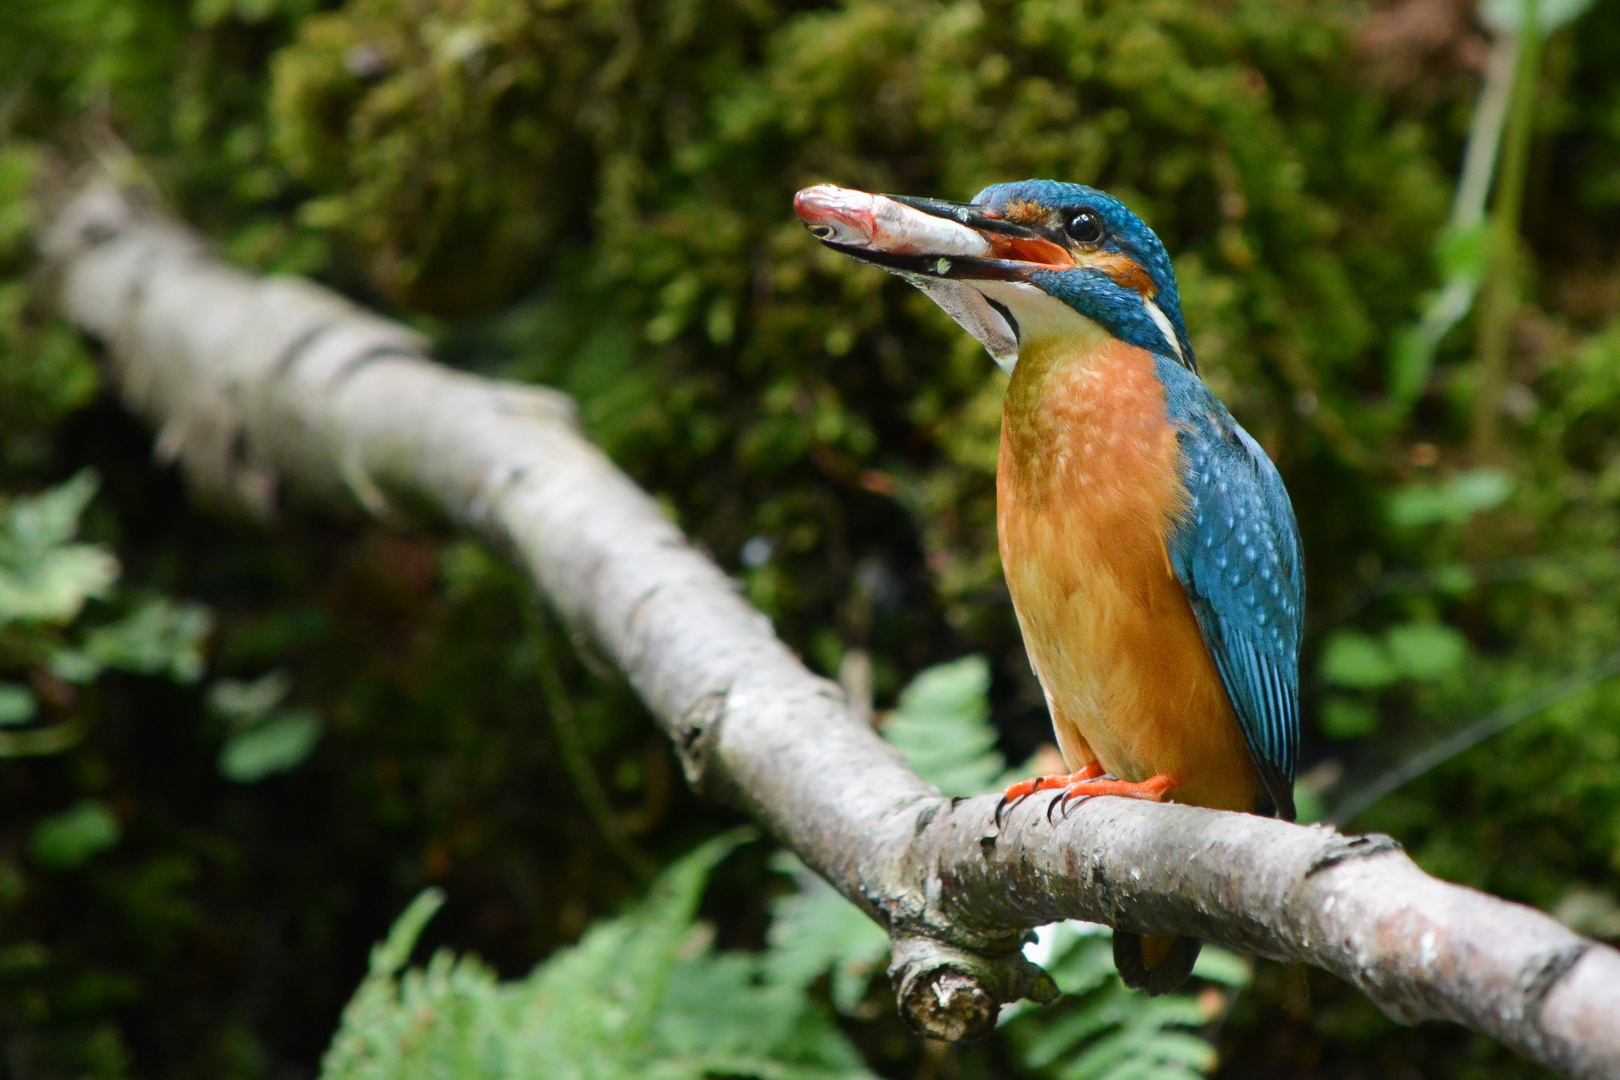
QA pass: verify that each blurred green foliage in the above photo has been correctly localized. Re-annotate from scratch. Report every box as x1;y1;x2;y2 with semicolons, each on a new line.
322;830;876;1080
3;0;1620;1075
30;800;122;872
324;658;1244;1080
0;470;211;732
0;469;217;1073
209;674;324;783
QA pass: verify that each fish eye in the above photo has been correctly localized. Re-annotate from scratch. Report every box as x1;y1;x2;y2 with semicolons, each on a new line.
1065;209;1104;245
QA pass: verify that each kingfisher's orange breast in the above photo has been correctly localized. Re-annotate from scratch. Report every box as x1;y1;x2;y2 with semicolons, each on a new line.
997;337;1262;814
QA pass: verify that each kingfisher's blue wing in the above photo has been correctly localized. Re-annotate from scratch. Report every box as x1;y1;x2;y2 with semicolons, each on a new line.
1158;361;1304;820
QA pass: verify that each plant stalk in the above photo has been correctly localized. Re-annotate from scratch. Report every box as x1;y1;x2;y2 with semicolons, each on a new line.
529;608;657;883
1472;3;1543;461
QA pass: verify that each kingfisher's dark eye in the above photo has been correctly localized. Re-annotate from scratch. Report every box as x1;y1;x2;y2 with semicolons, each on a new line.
1065;210;1105;245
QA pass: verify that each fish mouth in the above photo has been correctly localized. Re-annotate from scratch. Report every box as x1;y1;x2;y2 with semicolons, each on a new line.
792;183;1074;281
794;183;1074;371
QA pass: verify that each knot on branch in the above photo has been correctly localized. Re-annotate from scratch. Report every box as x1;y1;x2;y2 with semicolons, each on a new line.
887;936;1059;1043
672;690;726;795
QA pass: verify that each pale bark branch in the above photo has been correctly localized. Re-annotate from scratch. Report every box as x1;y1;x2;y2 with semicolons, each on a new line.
38;178;1620;1079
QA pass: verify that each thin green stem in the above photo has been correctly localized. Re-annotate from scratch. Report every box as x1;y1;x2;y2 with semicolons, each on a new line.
527;607;656;883
0;714;83;757
1388;33;1518;409
1472;4;1542;461
1330;649;1620;825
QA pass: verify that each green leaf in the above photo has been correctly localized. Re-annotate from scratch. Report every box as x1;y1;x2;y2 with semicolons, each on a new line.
1026;922;1113;999
208;672;293;722
0;545;119;626
4;470;98;551
0;683;37;726
30;800;120;870
0;471;117;625
1188;947;1250;988
882;655;1005;796
1432;563;1476;596
367;888;445;977
1005;926;1231;1080
1388;469;1513;528
540;827;759;1053
1320;633;1399;689
84;598;213;683
764;853;889;1014
48;648;103;685
1320;696;1380;739
1385;622;1469;681
1292;779;1326;827
322;828;871;1080
218;709;323;782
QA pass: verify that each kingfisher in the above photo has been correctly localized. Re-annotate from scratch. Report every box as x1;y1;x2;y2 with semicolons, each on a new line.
795;180;1303;994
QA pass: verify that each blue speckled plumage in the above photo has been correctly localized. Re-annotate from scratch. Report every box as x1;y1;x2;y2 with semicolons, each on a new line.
1158;356;1304;819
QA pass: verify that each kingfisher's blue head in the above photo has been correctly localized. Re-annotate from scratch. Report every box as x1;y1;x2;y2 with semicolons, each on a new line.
794;179;1194;375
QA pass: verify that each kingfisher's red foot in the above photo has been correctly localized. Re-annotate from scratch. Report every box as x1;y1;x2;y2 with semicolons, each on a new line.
1047;773;1178;822
995;760;1106;825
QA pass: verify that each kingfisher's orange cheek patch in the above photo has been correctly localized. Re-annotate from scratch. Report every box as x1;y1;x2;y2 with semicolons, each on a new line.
1086;251;1157;297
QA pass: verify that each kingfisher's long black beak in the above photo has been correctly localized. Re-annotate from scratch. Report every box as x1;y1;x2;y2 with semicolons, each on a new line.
794;183;1073;370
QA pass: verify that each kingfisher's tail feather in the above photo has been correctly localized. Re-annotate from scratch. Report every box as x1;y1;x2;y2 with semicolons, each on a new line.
1112;930;1201;995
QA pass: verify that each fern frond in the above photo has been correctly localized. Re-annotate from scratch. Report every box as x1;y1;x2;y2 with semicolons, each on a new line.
321;827;874;1080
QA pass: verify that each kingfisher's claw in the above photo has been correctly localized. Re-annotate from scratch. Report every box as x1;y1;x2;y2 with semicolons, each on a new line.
1046;791;1073;825
1000;768;1178;826
993;792;1024;829
995;774;1059;826
998;762;1108;826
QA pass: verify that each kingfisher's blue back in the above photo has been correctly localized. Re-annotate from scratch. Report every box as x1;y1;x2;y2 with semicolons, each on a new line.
1160;356;1303;818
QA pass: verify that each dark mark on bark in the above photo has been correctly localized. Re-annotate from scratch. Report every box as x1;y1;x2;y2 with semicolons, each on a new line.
487;462;532;499
80;219;120;248
328;344;429;390
119;245;166;315
1522;943;1591;1021
624;582;668;635
267;320;337;380
1306;833;1403;877
228;426;251;469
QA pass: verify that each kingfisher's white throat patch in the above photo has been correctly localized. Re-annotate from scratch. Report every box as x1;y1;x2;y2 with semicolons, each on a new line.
908;275;1180;375
1142;297;1185;364
965;280;1112;373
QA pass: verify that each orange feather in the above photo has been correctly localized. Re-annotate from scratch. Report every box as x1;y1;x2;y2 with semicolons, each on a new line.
998;336;1262;814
